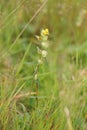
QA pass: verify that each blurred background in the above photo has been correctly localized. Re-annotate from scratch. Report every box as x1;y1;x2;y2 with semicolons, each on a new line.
1;0;87;66
0;0;87;130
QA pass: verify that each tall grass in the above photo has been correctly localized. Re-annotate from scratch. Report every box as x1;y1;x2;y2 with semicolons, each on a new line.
0;0;87;130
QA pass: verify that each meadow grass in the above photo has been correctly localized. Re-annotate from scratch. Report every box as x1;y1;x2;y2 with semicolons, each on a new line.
0;0;87;130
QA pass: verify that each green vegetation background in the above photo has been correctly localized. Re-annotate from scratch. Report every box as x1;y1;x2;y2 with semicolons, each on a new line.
0;0;87;130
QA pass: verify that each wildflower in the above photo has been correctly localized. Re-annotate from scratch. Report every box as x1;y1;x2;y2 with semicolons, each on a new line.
41;50;48;57
41;28;49;36
36;28;49;59
41;41;49;48
38;59;43;64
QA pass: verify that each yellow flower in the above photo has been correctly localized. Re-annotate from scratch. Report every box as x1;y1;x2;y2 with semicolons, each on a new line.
41;28;49;36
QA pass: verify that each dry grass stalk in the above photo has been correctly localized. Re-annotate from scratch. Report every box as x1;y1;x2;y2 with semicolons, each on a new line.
64;107;74;130
13;92;37;100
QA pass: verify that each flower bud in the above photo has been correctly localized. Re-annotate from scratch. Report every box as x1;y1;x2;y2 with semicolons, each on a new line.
41;50;48;57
